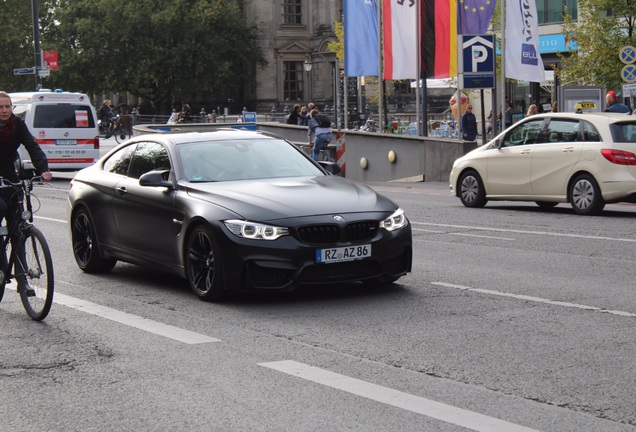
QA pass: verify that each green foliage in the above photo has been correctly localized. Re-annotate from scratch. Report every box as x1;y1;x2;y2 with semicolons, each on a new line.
559;0;636;90
0;0;57;91
2;0;266;111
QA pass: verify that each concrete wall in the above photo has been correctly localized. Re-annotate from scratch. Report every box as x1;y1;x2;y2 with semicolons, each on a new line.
133;123;478;183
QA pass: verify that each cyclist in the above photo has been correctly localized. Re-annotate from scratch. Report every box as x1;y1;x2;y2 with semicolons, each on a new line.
0;91;52;296
98;99;116;134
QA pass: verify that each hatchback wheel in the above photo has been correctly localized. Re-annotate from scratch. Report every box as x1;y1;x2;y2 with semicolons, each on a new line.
569;174;605;215
458;170;487;208
186;225;226;301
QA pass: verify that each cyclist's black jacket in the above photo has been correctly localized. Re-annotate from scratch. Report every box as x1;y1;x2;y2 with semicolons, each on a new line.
0;114;49;183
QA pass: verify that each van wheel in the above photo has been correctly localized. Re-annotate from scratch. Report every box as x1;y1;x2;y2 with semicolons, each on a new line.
14;155;34;179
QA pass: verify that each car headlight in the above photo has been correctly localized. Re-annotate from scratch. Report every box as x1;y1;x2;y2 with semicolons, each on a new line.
224;219;289;240
380;208;408;232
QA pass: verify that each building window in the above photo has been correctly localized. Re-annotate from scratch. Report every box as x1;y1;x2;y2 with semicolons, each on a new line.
283;61;304;101
537;0;577;24
282;0;302;25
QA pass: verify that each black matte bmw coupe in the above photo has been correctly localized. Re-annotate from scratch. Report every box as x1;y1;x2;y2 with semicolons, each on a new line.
68;129;412;301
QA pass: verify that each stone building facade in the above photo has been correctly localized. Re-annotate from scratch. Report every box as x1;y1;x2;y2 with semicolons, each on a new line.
244;0;343;112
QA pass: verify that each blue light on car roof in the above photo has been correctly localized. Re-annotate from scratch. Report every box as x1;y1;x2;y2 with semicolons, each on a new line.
54;88;63;93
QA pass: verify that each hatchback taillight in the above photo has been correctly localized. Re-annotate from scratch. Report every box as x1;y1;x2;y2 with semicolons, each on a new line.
93;136;100;149
601;149;636;165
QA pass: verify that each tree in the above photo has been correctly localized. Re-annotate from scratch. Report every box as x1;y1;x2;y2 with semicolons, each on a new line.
0;0;58;91
50;0;266;112
559;0;636;91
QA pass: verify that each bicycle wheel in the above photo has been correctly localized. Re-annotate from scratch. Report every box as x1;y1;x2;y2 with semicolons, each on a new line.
17;226;54;321
114;127;131;144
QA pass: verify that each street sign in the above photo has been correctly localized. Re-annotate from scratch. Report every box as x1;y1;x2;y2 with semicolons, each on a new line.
13;67;35;75
461;35;495;73
621;64;636;83
619;46;636;65
460;35;495;89
38;69;50;77
243;112;257;123
623;83;636;96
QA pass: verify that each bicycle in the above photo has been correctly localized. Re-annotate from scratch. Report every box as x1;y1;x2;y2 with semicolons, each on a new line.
0;176;54;321
100;115;132;143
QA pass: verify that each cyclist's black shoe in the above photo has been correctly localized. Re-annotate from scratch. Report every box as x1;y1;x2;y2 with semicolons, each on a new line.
17;279;35;297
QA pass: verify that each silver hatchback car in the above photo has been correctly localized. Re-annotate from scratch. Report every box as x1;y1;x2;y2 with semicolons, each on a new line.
450;112;636;215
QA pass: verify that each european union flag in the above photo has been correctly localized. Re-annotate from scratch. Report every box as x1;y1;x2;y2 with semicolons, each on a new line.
458;0;496;35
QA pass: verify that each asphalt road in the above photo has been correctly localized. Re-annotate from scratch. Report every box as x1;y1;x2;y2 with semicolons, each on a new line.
1;157;636;431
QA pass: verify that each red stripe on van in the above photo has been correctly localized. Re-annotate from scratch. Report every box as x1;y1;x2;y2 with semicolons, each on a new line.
48;158;95;164
36;139;97;145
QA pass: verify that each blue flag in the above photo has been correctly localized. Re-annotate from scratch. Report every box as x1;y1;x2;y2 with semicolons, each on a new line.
344;0;379;77
458;0;496;35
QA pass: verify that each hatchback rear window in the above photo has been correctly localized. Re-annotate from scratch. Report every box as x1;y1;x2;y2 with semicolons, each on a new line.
33;105;96;128
610;123;636;143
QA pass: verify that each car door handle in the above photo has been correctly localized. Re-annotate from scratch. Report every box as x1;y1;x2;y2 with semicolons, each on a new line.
116;186;127;195
520;149;531;155
562;147;575;152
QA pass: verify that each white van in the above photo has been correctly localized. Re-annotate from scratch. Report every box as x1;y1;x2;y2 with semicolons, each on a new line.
10;90;100;177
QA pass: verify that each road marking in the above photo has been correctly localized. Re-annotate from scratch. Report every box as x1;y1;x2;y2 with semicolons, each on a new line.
34;216;67;223
411;222;636;242
259;360;540;432
54;292;221;344
449;232;515;241
432;282;636;318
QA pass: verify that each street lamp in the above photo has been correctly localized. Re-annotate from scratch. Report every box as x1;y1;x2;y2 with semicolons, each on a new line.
303;57;313;102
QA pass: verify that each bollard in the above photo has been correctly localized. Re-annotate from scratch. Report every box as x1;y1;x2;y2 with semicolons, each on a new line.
211;109;217;123
200;108;207;123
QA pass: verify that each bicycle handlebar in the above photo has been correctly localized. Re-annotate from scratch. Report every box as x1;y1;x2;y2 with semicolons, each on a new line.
0;176;43;189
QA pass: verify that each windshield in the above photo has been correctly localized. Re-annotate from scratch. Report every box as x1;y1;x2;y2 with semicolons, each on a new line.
178;138;325;182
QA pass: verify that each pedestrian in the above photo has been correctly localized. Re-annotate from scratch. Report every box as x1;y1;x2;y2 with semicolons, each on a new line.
299;106;309;126
604;90;631;113
180;101;192;122
461;104;478;142
526;104;539;117
551;101;558;112
485;110;493;137
308;109;332;161
504;100;513;128
286;104;301;125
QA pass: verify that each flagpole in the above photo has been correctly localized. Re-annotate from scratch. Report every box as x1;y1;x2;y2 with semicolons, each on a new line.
500;0;506;133
415;0;421;136
378;0;383;131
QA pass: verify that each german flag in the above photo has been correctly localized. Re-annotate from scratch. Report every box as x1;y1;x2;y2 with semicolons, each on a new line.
421;0;457;79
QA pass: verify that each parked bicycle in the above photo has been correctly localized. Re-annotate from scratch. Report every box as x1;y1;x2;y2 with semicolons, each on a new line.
0;176;54;321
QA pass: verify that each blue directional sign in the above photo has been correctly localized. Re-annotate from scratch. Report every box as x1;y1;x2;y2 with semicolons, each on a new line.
13;67;35;75
243;112;257;123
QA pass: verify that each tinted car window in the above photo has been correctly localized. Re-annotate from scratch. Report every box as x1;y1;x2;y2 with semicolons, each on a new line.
103;144;136;176
582;120;601;142
610;122;636;143
501;119;544;147
544;119;581;143
128;142;171;179
33;105;96;128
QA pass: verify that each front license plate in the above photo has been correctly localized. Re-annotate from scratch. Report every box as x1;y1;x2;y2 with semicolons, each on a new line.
316;244;371;263
56;139;77;145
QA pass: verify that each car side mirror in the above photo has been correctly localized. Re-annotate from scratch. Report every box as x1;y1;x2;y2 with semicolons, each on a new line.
318;161;341;175
493;138;502;149
139;169;174;189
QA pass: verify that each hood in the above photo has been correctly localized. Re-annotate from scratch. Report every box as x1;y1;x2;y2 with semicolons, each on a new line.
185;176;397;221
